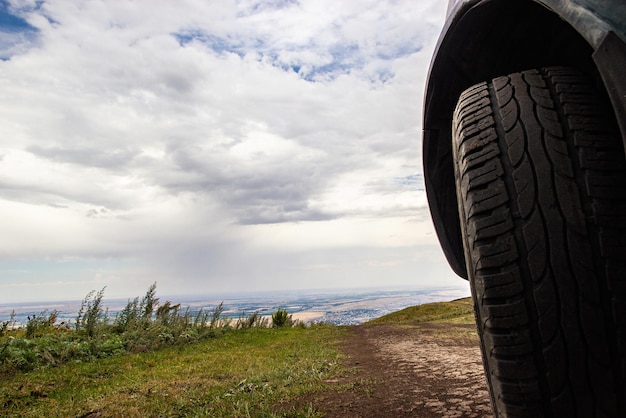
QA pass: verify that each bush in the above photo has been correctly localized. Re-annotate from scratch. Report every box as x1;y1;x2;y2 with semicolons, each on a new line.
271;309;293;328
113;296;141;332
209;302;226;328
99;335;125;357
236;312;269;329
0;311;16;337
113;282;161;333
140;282;159;321
0;283;244;374
75;288;108;338
0;337;38;372
25;311;59;338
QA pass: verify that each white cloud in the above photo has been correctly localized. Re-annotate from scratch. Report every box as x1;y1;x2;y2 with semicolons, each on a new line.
0;0;452;302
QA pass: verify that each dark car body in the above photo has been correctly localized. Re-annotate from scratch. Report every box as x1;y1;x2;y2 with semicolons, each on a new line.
423;0;626;278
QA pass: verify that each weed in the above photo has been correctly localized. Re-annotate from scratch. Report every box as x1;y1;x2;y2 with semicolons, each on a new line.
140;282;158;321
0;284;298;376
25;310;59;338
209;302;226;328
272;309;293;328
236;312;269;329
114;296;141;332
76;287;108;338
0;311;16;337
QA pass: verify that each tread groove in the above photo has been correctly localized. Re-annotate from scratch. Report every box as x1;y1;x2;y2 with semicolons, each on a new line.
452;67;626;417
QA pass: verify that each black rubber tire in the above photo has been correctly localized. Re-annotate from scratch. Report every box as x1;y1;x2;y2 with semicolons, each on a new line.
452;67;626;417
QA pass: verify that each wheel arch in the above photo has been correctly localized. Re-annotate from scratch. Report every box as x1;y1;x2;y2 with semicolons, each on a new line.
423;0;626;279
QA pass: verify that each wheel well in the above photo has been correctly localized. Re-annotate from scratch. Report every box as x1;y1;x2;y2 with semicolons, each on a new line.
423;0;596;279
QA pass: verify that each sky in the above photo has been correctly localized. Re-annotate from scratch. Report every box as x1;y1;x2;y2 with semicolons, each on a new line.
0;0;467;303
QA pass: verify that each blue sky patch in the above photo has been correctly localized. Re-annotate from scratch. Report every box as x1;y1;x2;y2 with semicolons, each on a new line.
395;174;425;191
173;29;375;82
173;31;248;58
0;0;39;59
0;0;37;32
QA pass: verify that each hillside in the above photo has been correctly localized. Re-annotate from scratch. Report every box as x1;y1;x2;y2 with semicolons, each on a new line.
0;297;489;417
367;296;475;325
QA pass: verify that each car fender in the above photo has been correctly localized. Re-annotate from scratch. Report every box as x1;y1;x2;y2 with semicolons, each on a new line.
422;0;626;278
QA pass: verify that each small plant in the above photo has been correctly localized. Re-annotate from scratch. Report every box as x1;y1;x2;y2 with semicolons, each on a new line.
271;309;293;328
236;312;268;329
25;311;59;338
192;307;209;328
209;302;226;328
75;287;107;338
155;301;182;327
140;282;159;321
0;311;16;336
113;297;141;332
1;283;287;375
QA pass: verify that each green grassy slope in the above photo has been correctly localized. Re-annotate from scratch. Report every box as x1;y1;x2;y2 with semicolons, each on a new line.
0;326;347;417
366;297;475;325
1;297;477;417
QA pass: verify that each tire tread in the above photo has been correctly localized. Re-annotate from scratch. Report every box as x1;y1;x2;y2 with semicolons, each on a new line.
452;67;626;417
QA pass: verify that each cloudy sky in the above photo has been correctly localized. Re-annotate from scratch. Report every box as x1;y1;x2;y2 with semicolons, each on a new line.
0;0;467;303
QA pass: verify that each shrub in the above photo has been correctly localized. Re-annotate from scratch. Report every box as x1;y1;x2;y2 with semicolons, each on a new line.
193;307;210;328
140;282;159;321
271;309;293;328
75;287;108;338
113;283;160;333
0;337;38;372
113;296;141;332
236;312;268;329
209;302;225;328
99;335;125;357
0;311;16;337
0;283;262;375
25;311;59;338
155;301;181;327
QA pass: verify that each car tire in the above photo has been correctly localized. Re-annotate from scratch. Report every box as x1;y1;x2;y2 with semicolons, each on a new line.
452;67;626;417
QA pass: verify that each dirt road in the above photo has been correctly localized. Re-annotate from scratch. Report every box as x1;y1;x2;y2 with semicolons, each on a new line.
295;323;493;417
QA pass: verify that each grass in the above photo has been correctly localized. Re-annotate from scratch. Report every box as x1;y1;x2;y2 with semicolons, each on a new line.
366;297;475;325
0;284;297;376
0;326;348;417
0;292;478;417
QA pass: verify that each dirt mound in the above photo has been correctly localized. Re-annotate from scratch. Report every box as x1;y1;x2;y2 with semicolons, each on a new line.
288;323;493;417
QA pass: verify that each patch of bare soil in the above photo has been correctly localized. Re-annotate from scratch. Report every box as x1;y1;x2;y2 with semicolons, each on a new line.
291;323;493;417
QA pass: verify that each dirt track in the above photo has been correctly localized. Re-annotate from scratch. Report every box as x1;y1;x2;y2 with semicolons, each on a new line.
291;323;493;417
